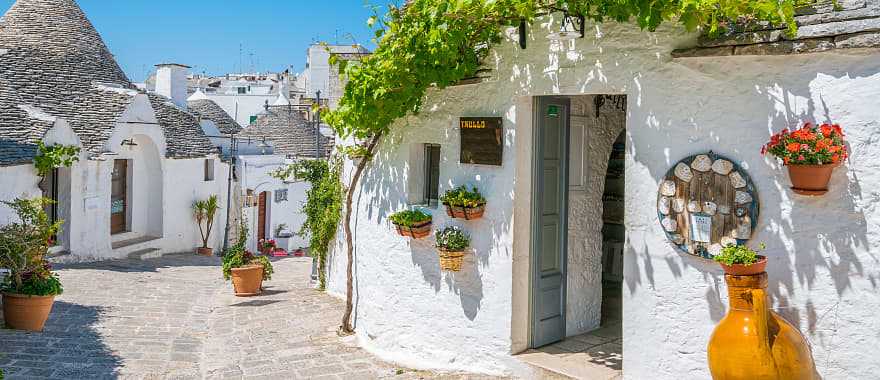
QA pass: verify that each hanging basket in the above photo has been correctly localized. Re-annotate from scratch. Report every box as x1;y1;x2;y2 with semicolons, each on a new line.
444;203;486;220
394;220;433;239
438;249;466;272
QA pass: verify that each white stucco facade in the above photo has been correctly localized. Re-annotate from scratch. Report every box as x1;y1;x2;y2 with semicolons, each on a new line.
326;16;880;379
236;154;310;254
0;94;230;262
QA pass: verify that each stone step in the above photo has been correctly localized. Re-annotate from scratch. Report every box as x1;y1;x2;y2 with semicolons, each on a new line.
127;248;163;260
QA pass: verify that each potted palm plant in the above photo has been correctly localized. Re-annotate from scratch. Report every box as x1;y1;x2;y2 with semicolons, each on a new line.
441;186;486;220
714;244;767;276
0;198;64;331
389;209;432;239
435;226;470;272
762;122;847;195
193;195;219;256
223;220;273;297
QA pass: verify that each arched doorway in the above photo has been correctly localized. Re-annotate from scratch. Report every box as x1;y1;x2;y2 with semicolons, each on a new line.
111;134;163;238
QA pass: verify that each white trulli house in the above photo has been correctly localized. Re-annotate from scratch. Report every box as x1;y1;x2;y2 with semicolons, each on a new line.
325;2;880;379
0;0;229;261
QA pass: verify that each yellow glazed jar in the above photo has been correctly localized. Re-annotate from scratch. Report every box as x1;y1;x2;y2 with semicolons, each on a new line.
707;273;819;380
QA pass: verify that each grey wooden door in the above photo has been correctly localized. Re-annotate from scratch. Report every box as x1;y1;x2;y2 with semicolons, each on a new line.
530;97;570;348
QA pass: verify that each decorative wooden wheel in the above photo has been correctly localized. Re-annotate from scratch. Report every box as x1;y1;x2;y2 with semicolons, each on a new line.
656;152;760;259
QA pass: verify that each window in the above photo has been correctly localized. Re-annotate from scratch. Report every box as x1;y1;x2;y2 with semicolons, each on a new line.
275;189;288;203
204;159;215;181
423;144;441;205
237;87;247;94
249;115;258;125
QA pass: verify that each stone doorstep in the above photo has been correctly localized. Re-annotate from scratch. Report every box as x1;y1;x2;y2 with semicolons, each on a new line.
516;349;621;380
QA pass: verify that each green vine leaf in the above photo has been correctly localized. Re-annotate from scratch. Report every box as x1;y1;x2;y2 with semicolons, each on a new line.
325;0;800;140
33;142;80;177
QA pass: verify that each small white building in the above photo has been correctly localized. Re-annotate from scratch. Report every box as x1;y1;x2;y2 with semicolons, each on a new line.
326;4;880;380
301;44;370;105
0;0;229;261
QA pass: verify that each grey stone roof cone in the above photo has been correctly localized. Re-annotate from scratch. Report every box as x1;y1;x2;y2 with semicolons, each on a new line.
0;0;131;88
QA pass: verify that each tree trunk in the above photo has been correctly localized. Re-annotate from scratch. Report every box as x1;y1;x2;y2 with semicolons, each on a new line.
340;135;382;335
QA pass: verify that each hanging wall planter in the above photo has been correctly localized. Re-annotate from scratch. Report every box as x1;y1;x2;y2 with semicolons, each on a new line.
435;226;470;272
762;122;847;196
390;209;433;239
441;186;486;220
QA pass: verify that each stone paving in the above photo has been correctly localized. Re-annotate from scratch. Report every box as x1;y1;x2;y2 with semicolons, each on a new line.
0;255;505;380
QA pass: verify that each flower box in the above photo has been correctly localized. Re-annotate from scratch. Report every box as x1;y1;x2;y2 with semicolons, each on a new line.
440;186;486;221
394;220;433;239
389;209;433;239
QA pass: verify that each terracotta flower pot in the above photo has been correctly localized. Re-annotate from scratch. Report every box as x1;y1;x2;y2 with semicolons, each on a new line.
394;220;432;239
196;247;213;256
787;163;839;196
444;203;486;220
718;255;768;276
231;265;264;297
2;293;56;332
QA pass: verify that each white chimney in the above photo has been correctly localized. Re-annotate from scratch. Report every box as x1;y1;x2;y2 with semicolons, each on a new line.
155;63;190;110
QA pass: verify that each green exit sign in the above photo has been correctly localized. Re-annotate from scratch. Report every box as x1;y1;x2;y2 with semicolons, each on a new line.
547;105;559;117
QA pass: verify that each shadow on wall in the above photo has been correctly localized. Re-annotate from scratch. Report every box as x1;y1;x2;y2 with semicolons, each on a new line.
347;89;522;322
624;52;878;337
0;302;122;378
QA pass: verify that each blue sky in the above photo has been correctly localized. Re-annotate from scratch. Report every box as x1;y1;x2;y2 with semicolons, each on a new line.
0;0;389;81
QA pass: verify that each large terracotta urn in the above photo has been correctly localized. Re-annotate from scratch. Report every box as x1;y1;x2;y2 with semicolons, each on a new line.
230;265;264;297
2;293;56;332
708;273;819;380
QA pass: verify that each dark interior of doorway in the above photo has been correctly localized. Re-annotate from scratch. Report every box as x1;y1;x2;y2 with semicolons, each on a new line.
600;131;625;328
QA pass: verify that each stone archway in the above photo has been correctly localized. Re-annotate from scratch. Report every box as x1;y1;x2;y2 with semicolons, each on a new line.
125;134;164;238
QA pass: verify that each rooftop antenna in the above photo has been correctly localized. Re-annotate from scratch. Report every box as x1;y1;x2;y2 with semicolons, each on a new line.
238;43;243;74
335;29;340;44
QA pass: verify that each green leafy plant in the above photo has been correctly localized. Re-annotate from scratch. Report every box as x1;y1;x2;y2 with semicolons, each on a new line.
441;186;486;208
389;210;432;227
0;198;64;296
435;226;470;252
714;243;765;266
193;195;219;249
33;142;80;177
340;145;373;160
270;158;343;290
222;218;274;281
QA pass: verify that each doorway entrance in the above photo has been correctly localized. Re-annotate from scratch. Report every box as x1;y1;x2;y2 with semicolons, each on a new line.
521;94;625;379
111;159;129;235
257;191;269;241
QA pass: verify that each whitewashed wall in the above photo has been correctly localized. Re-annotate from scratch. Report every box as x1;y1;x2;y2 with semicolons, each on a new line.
325;16;880;380
237;155;310;253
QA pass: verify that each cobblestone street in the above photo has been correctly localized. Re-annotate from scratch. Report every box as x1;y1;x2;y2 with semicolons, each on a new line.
0;255;503;380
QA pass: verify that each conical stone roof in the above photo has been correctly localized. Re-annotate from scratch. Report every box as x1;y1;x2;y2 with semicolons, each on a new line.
0;0;215;163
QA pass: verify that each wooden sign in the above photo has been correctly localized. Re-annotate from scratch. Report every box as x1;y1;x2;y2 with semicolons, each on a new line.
657;152;760;259
460;117;503;166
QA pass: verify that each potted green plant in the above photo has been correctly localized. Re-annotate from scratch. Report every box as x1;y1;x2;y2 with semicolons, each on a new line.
714;243;767;276
389;209;432;239
193;195;220;256
441;186;486;220
0;198;64;331
223;220;274;297
762;122;847;195
434;226;470;272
